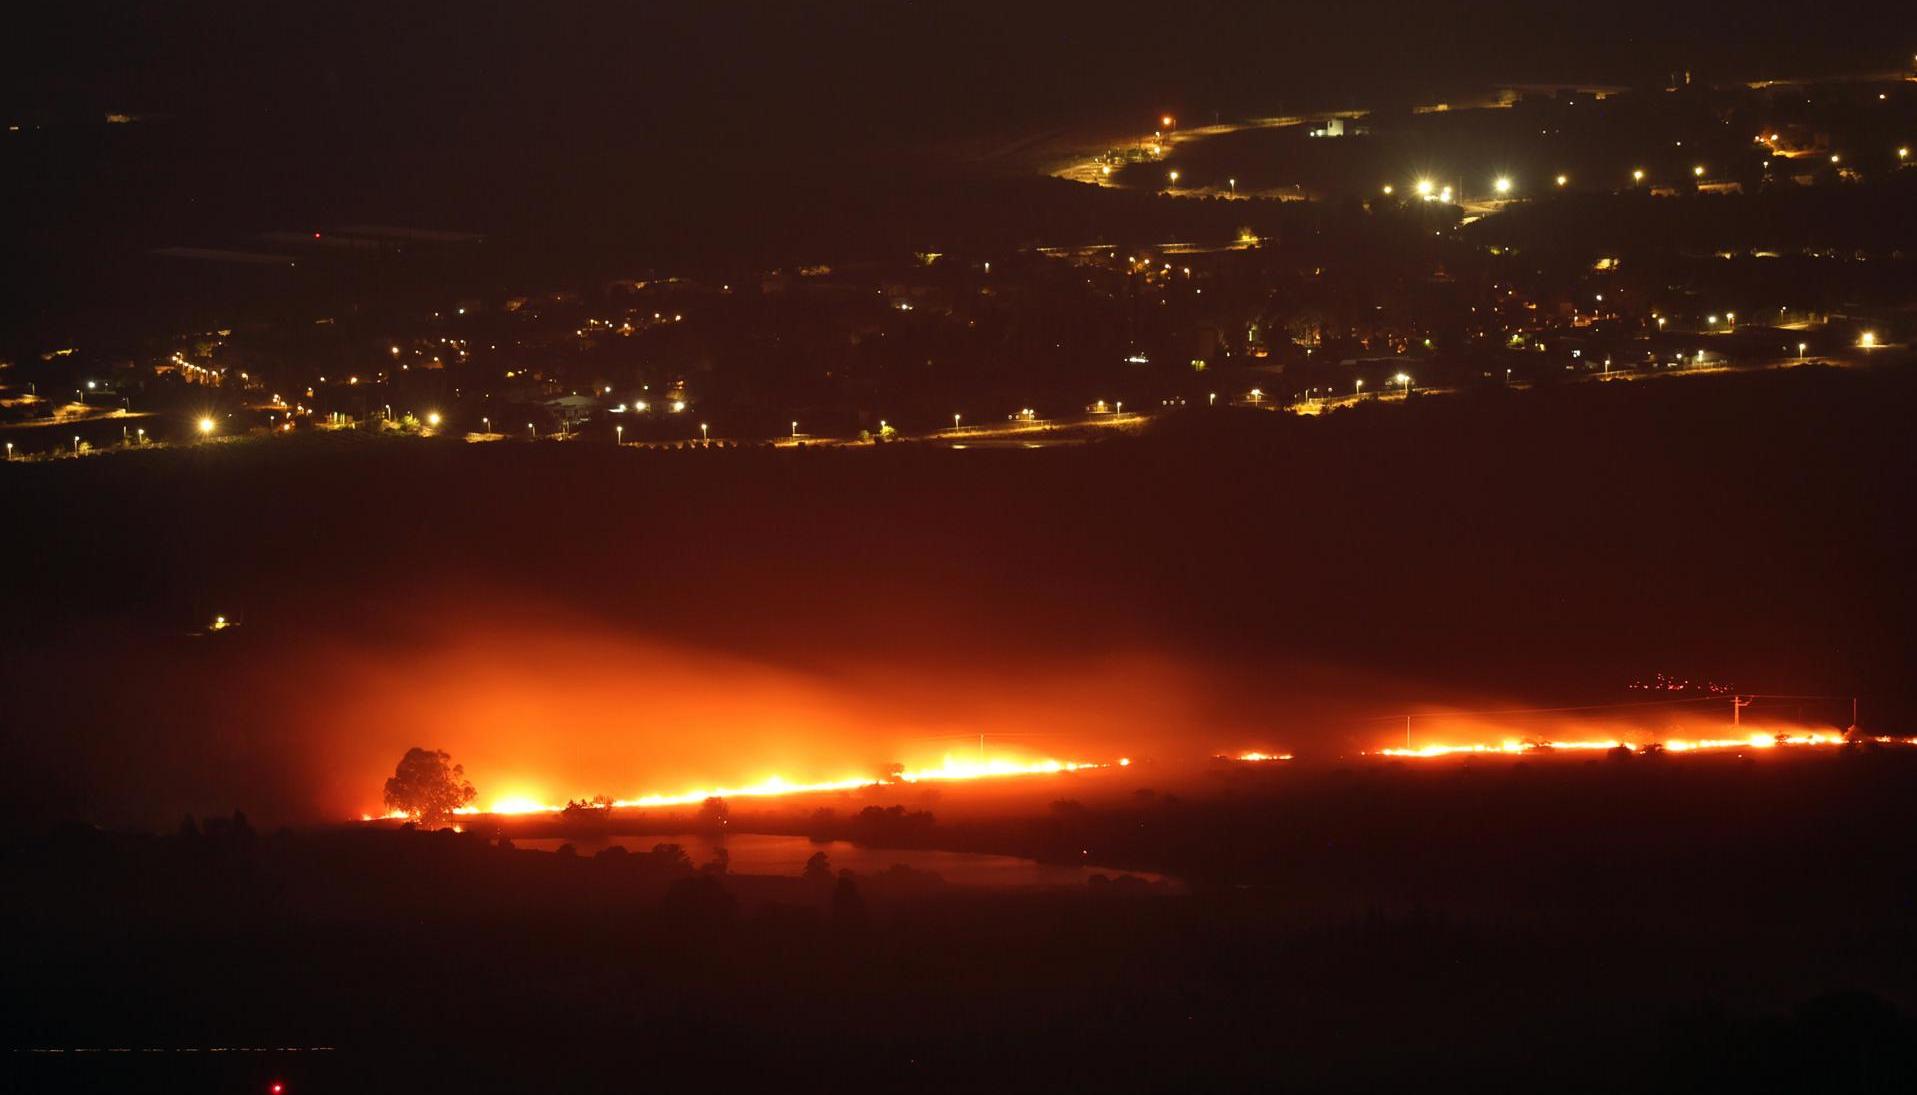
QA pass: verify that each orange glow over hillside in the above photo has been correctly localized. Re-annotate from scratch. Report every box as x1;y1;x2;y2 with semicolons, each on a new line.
366;753;1113;820
1366;730;1887;758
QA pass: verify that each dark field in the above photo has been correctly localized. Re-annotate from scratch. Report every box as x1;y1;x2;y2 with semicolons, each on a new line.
6;748;1917;1094
5;364;1917;1092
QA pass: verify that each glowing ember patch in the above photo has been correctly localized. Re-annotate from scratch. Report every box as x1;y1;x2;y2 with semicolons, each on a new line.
1233;752;1294;762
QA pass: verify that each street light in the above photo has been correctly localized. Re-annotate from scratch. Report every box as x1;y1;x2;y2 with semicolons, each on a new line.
1355;379;1364;396
792;420;799;438
1555;174;1569;187
1860;331;1878;349
426;412;441;428
1228;177;1236;195
1494;176;1513;195
197;416;215;435
1168;170;1180;185
1632;168;1646;183
1693;164;1706;178
1798;342;1808;360
700;422;709;442
953;412;961;429
615;424;623;445
1415;179;1434;197
1396;373;1412;397
527;423;535;438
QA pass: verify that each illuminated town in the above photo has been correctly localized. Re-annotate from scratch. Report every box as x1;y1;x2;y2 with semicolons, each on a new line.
4;9;1916;1093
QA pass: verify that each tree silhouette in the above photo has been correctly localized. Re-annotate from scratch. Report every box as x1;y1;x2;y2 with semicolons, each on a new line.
803;850;833;883
650;843;693;872
698;796;730;832
382;747;476;828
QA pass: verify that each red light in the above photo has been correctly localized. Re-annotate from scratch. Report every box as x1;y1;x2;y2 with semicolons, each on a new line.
312;232;321;239
270;1084;284;1094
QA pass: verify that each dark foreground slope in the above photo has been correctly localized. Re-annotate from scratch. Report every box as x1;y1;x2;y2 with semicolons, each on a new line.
5;748;1917;1094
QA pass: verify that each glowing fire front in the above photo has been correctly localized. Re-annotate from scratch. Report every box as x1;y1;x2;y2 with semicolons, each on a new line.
360;734;1906;823
367;754;1114;820
1367;730;1876;759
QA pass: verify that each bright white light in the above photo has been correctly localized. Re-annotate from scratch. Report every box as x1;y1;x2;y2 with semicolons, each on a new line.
1494;176;1513;194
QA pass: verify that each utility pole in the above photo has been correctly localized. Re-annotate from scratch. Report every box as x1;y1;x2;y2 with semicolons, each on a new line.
1732;695;1752;727
1406;715;1412;750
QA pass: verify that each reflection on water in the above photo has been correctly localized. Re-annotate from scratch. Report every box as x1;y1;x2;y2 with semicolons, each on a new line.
516;833;1174;890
